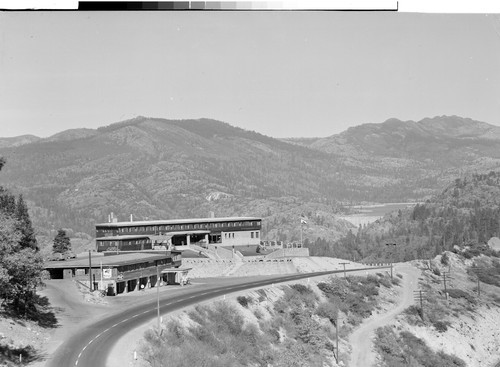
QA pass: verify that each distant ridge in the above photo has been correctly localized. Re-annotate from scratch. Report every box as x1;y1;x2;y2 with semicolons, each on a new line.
44;128;98;142
0;115;499;245
0;135;40;148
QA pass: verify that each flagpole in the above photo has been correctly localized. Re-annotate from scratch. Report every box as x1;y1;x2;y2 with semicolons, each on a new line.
300;223;303;247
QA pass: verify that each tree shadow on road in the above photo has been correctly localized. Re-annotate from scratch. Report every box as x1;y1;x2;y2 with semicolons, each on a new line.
27;294;60;328
2;294;59;329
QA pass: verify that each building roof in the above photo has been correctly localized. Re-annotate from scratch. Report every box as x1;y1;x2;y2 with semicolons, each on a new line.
44;253;171;269
95;216;261;227
97;235;155;241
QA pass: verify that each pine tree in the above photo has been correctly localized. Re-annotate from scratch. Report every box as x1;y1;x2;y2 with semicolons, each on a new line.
15;195;38;250
53;229;71;253
0;158;44;316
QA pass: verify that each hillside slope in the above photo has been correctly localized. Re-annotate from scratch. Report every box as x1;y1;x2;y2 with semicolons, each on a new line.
297;116;500;201
0;115;499;246
325;170;500;262
0;117;347;241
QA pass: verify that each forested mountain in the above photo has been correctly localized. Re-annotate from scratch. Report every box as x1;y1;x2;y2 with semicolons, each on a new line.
319;171;500;262
0;117;348;241
0;115;499;248
286;115;500;201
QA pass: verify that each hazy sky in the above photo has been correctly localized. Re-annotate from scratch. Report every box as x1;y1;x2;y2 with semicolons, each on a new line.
1;10;500;138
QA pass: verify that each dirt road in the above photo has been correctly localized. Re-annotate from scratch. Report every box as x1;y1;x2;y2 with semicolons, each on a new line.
348;263;421;367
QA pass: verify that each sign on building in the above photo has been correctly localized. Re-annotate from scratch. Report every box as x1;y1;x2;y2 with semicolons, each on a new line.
103;268;112;279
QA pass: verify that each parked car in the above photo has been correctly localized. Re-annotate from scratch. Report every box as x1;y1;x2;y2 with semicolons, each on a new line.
48;253;65;261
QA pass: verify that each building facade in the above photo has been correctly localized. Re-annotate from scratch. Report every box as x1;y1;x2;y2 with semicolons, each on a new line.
44;252;184;296
95;216;262;252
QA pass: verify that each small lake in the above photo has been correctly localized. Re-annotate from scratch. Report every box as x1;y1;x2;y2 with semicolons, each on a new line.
339;203;417;227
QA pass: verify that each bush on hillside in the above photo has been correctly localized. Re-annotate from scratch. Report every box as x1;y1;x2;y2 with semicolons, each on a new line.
315;302;339;325
237;296;251;308
446;289;476;303
433;320;451;333
375;326;466;367
467;259;500;287
441;252;450;266
391;277;401;286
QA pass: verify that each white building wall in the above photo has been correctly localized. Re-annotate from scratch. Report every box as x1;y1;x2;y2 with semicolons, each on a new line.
220;230;260;246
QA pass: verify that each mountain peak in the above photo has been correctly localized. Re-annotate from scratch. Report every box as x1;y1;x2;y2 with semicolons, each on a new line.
417;115;500;139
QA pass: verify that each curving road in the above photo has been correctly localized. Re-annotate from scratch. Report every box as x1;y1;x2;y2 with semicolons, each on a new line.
349;264;421;367
47;267;387;367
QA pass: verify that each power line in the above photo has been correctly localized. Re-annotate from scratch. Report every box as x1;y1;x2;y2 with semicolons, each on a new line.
413;290;427;320
469;266;491;298
339;262;349;278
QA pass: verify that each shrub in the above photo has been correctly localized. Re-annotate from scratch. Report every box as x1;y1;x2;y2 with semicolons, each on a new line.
290;284;313;295
441;252;450;266
366;274;381;287
379;276;392;288
446;289;475;303
432;266;441;276
315;301;339;324
317;278;349;301
391;277;401;286
404;305;423;320
433;320;450;333
237;296;251;308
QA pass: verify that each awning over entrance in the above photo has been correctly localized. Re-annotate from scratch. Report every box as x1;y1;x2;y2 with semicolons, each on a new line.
148;235;172;242
161;267;192;274
166;230;210;236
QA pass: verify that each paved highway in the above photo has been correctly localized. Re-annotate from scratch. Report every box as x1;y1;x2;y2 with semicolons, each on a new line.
47;267;386;367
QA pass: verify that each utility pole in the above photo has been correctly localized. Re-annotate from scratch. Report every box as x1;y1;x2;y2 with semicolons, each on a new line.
385;243;397;279
440;272;453;300
339;262;349;278
441;272;452;293
157;264;160;333
470;266;488;298
335;318;339;363
88;250;93;292
413;290;427;320
333;316;343;364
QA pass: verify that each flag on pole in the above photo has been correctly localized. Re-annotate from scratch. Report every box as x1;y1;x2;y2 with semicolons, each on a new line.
301;218;307;224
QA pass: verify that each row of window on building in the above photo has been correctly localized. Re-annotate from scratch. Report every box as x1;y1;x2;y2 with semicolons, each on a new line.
223;231;260;239
116;221;261;233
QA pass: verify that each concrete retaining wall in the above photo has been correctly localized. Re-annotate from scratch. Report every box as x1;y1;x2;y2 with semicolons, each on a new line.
265;248;310;258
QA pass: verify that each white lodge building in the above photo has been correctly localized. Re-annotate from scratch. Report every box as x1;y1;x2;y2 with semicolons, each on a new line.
95;216;262;252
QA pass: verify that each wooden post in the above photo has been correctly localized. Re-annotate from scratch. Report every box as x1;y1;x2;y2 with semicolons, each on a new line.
340;262;349;278
157;265;160;332
419;290;424;319
88;250;93;292
335;318;339;363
